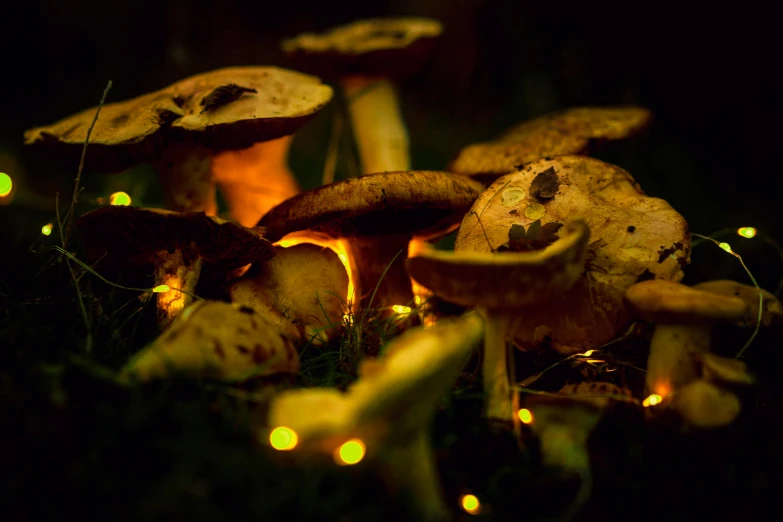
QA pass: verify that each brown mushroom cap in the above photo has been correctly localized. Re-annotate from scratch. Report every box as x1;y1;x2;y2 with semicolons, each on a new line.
281;17;443;79
695;352;755;387
75;206;274;269
448;106;651;179
624;280;750;324
258;171;485;241
24;66;333;173
455;155;690;354
694;280;783;329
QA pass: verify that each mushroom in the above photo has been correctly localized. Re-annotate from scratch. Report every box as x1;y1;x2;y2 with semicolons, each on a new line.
449;106;651;183
282;17;443;174
228;242;350;345
25;66;332;216
456;155;690;354
406;219;590;429
623;279;749;398
265;311;484;521
694;279;783;331
120;300;298;382
75;206;274;327
670;379;742;429
258;171;484;313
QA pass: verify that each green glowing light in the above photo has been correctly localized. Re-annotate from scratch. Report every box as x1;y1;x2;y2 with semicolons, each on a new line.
0;172;12;197
109;191;131;206
41;224;53;236
737;227;757;239
719;242;732;253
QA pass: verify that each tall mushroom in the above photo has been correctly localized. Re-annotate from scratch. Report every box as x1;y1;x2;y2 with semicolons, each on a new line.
25;66;333;218
282;17;443;174
456;155;690;354
448;106;651;183
258;171;484;313
406;219;590;430
75;206;274;327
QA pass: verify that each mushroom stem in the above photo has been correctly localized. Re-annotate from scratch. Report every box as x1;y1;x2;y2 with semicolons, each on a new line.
480;309;517;431
152;142;217;215
153;250;203;328
342;77;410;174
646;323;711;397
379;430;449;522
212;136;301;227
349;233;416;313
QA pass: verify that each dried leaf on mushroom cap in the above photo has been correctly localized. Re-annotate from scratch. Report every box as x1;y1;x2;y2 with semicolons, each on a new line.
120;301;299;383
456;155;690;354
624;280;750;324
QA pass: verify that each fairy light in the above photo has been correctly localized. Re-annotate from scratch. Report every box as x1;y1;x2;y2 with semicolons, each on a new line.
109;191;131;206
0;172;11;197
41;223;53;236
718;242;732;253
642;394;662;407
517;408;534;424
392;304;412;314
335;438;365;465
152;284;170;293
737;227;757;239
460;494;481;515
269;427;298;451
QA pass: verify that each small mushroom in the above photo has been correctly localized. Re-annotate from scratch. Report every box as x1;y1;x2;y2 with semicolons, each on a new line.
120;300;299;382
75;206;274;327
406;219;590;429
624;279;748;397
282;17;443;174
25;66;332;216
265;311;484;521
456;155;690;354
695;352;755;388
229;243;350;345
449;106;651;182
670;379;742;429
259;171;484;313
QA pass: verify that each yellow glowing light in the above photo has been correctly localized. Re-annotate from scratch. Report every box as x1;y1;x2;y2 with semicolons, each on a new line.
581;350;595;357
719;242;732;253
642;394;663;407
392;304;412;314
109;191;132;206
269;426;298;451
152;284;171;293
0;172;12;197
414;295;422;306
737;227;757;239
335;438;365;465
41;223;53;236
460;494;481;515
518;408;534;424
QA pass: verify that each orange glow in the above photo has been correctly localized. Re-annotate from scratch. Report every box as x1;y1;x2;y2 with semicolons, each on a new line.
109;191;132;206
334;438;365;465
642;394;663;407
408;238;436;326
269;426;298;450
460;494;481;514
518;408;534;424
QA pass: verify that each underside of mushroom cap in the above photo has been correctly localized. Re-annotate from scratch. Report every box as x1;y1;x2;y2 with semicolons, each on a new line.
258;171;485;242
455;155;690;353
76;206;274;269
281;17;443;79
625;280;750;324
24;66;333;173
406;219;590;311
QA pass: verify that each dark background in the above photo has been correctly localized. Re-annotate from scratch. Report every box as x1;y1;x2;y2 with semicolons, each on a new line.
1;0;780;290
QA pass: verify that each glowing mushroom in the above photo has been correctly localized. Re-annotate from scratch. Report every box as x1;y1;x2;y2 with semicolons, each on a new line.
258;171;484;313
75;206;274;327
282;17;442;174
449;106;651;182
120;300;298;383
229;242;350;345
265;311;484;521
25;66;332;216
456;155;690;355
406;219;590;430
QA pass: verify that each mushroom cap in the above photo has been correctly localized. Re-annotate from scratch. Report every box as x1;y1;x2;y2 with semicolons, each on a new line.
281;17;443;79
695;352;755;387
120;300;299;382
406;219;590;311
624;280;750;324
455;156;690;353
229;243;350;345
24;66;333;173
258;171;485;242
448;106;651;179
694;280;783;329
671;379;742;429
75;206;274;269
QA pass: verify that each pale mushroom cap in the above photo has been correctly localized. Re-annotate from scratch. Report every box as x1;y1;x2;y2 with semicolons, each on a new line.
25;66;333;172
406;219;590;311
624;280;749;324
694;280;783;328
499;106;651;142
229;243;350;345
455;155;690;353
258;171;485;241
695;352;755;387
120;301;299;382
672;379;742;428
